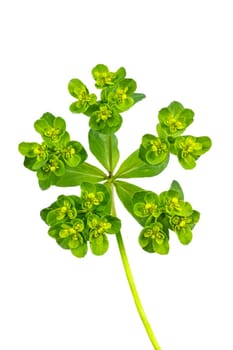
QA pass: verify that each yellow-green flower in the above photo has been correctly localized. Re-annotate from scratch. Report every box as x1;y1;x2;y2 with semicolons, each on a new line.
68;79;97;113
139;222;169;254
174;135;212;169
92;64;126;89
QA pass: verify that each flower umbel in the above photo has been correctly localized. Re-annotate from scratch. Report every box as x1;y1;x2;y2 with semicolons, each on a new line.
18;113;87;189
41;185;121;258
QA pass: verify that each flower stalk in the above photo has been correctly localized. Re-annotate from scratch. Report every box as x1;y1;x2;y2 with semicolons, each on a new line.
116;230;161;350
108;134;161;348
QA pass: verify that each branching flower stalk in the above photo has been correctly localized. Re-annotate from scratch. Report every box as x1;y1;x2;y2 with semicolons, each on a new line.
19;64;212;349
106;133;161;349
110;182;161;350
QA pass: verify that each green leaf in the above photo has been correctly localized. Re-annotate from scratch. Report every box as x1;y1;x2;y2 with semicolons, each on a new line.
114;180;145;225
88;129;120;172
54;162;106;187
115;150;169;179
169;180;184;200
131;93;146;104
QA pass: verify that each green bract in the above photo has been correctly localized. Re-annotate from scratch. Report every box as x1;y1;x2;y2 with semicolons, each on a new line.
40;194;80;226
88;213;121;255
173;135;212;169
18;142;48;170
139;134;169;165
61;141;86;167
159;190;193;216
36;156;65;188
169;210;200;245
133;191;161;227
106;78;137;112
92;64;126;89
80;182;110;212
139;222;169;254
34;112;67;145
88;102;122;134
68;79;97;113
157;101;194;137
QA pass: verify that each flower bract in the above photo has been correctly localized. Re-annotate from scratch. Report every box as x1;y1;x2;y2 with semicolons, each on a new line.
92;64;126;89
139;222;169;254
157;101;194;137
68;79;97;113
174;135;212;169
139;134;169;165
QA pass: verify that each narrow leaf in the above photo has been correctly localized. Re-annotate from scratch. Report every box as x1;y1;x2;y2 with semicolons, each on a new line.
114;180;145;225
115;150;169;179
54;162;106;187
88;129;120;172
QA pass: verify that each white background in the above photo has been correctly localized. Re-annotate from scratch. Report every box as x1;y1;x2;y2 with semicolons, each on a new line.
1;1;232;349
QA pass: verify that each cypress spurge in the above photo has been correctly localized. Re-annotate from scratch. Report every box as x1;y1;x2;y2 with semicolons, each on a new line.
19;64;212;349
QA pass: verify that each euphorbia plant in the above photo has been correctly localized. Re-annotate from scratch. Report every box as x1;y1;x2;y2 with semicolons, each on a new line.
19;64;211;349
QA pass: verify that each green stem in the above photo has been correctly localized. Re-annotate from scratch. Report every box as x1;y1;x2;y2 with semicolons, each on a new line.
110;184;161;350
108;134;113;175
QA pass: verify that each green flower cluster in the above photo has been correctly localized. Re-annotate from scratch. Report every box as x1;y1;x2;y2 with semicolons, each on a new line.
41;183;121;257
139;101;212;169
18;112;87;189
132;181;200;254
68;64;145;134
